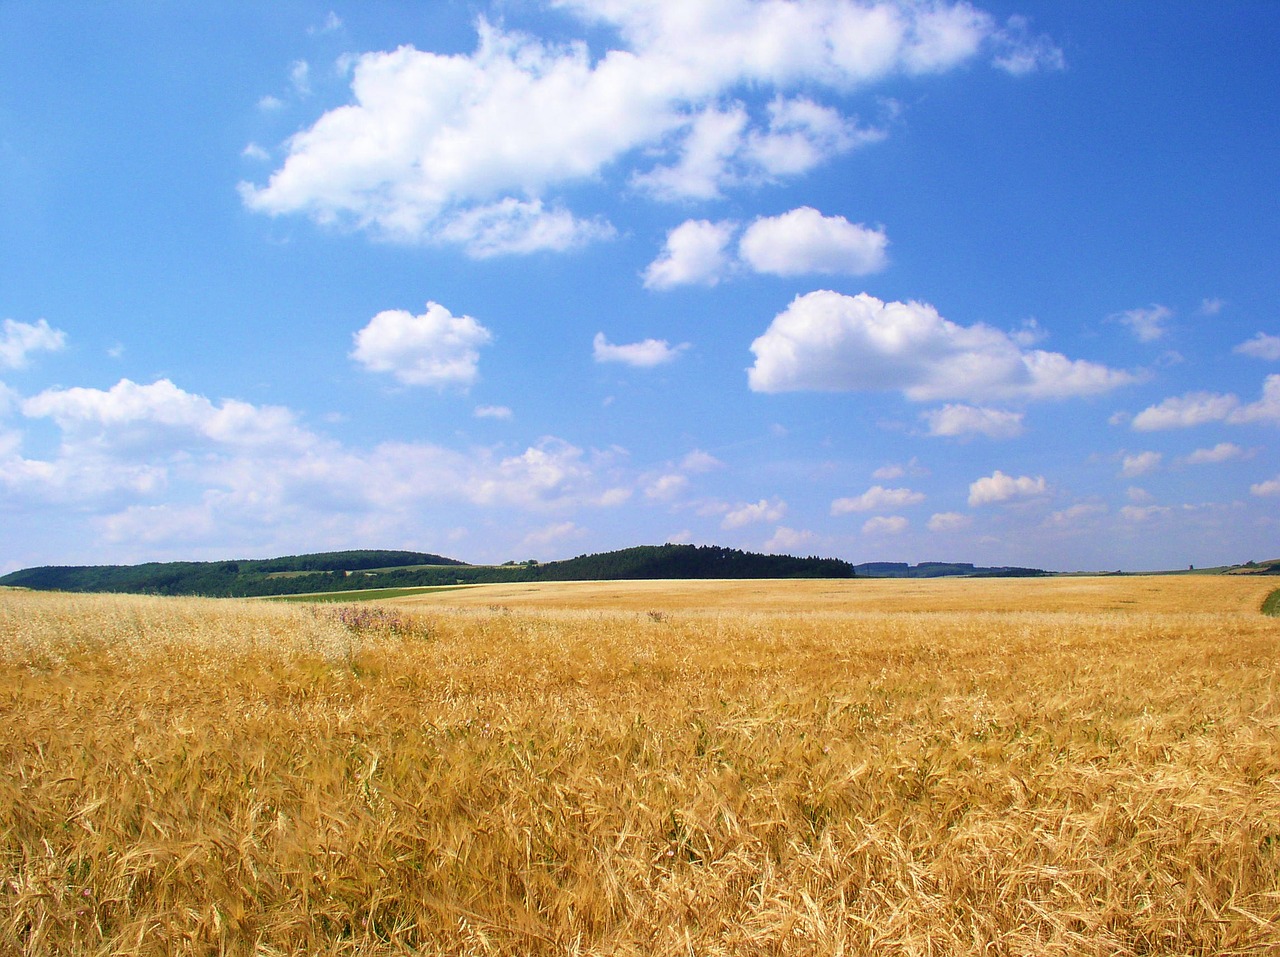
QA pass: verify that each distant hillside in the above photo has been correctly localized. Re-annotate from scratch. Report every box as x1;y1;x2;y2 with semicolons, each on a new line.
530;545;854;582
1222;558;1280;576
854;561;1050;579
0;550;467;597
0;544;854;598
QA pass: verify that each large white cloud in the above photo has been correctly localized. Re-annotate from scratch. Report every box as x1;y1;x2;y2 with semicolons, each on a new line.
7;376;641;558
748;291;1135;401
23;378;310;450
738;207;887;276
241;2;1055;252
351;302;492;388
632;104;752;201
1;318;66;369
12;379;313;505
1131;375;1280;430
554;0;998;82
967;470;1046;506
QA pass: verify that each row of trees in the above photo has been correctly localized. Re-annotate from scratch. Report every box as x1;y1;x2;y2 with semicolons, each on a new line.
0;545;856;598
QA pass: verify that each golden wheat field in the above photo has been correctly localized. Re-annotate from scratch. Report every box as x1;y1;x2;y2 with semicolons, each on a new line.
2;576;1279;956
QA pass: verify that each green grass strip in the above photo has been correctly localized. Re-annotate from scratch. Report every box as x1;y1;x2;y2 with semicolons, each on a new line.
269;585;468;603
1263;588;1280;617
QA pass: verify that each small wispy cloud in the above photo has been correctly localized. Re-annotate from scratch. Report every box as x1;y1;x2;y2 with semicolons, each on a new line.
593;333;688;368
1;318;66;369
722;498;787;529
927;512;971;532
831;486;924;515
1185;442;1245;465
1113;304;1172;343
1235;333;1280;361
1120;451;1162;478
862;515;908;535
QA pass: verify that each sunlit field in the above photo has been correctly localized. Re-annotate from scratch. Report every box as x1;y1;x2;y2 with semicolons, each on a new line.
2;577;1278;955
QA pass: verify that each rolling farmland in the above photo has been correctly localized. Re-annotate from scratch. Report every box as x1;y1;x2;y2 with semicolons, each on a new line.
2;576;1278;955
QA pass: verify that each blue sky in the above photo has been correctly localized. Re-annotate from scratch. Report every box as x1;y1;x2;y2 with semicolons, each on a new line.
1;1;1277;573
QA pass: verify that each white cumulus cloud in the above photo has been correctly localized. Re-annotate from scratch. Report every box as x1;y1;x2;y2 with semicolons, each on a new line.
3;374;668;560
644;473;688;500
1185;442;1245;465
1130;391;1239;430
437;198;615;258
351;302;492;388
241;2;1043;252
1235;332;1280;361
722;497;787;529
873;458;927;480
23;378;310;450
593;332;689;367
680;449;722;473
646;207;887;289
967;470;1046;506
764;525;815;553
1120;504;1171;522
1131;375;1280;430
831;485;924;514
922;403;1024;438
862;515;908;535
738;207;887;276
744;96;881;178
1114;304;1172;343
927;511;971;532
633;104;750;201
1120;451;1162;477
1251;476;1280;497
1;318;66;369
748;291;1135;402
1231;375;1280;425
1044;502;1107;529
644;219;736;289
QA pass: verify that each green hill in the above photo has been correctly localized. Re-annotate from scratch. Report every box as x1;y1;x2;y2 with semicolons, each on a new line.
0;550;466;597
0;545;854;598
526;544;853;581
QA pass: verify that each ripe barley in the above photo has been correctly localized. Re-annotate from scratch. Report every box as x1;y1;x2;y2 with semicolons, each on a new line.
1;580;1277;955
